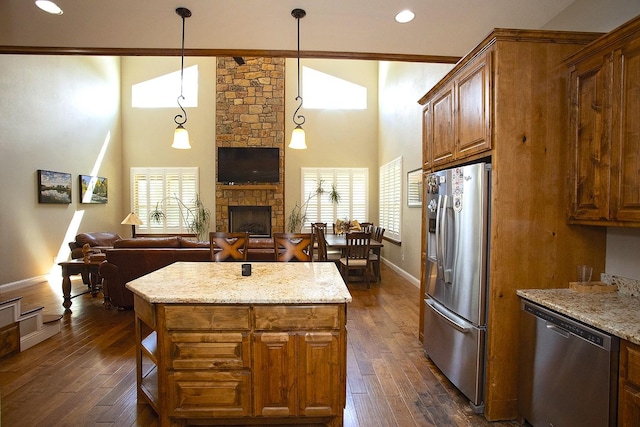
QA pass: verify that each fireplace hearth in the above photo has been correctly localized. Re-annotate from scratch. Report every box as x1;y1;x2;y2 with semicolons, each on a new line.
229;206;272;237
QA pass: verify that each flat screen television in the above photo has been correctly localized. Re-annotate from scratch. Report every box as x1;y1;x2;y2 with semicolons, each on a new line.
217;147;280;184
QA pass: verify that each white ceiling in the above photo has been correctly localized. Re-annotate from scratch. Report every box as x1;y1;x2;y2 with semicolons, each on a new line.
1;0;638;58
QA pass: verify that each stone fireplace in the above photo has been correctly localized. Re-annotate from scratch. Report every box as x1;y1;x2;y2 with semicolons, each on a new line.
229;206;272;237
214;57;285;235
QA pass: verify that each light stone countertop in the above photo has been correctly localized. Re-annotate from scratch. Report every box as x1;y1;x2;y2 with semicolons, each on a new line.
126;262;352;305
517;287;640;345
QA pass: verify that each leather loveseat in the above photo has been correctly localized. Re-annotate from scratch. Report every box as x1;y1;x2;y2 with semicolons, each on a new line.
98;236;278;309
68;231;122;259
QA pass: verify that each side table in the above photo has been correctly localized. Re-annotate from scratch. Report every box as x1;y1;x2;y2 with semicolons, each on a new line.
58;259;104;310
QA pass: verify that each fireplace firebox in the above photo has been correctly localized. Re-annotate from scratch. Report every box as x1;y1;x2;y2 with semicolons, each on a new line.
229;206;272;237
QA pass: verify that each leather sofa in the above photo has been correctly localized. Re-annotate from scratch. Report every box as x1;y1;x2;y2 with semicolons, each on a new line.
68;231;122;259
98;236;278;309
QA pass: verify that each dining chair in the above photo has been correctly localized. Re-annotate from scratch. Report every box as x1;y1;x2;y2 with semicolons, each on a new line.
209;231;249;261
273;233;314;262
311;222;328;234
313;227;341;263
339;231;372;288
368;226;385;282
359;222;374;233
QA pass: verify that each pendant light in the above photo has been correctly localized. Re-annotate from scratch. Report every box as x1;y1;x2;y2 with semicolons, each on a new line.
289;8;307;150
172;7;192;149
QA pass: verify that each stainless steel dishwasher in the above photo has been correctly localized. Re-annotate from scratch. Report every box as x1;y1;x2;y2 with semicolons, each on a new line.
519;300;619;427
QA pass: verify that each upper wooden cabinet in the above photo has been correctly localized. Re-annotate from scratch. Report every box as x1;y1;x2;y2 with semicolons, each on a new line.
421;53;491;168
567;15;640;226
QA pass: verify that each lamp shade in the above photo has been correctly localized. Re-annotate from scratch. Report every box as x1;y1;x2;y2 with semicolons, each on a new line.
288;125;307;149
172;125;191;149
121;212;143;225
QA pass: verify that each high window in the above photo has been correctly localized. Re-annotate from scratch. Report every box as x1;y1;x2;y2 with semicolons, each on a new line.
302;66;367;110
301;168;369;231
131;65;198;108
130;167;199;234
379;157;402;242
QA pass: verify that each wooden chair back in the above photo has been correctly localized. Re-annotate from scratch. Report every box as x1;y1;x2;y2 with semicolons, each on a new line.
311;222;328;234
273;233;314;262
359;222;374;233
315;227;328;261
344;231;371;264
209;232;249;262
372;226;385;242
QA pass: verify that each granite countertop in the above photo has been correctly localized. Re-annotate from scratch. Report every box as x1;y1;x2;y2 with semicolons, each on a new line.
517;275;640;344
126;262;352;305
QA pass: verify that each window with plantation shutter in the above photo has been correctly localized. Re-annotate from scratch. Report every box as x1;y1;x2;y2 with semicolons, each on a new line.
300;168;368;232
379;157;401;242
131;167;199;234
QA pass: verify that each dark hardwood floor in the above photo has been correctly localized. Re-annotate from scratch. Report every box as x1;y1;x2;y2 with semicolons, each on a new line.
0;264;518;426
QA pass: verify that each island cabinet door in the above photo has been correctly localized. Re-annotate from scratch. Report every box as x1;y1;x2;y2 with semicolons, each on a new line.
253;331;297;417
297;331;342;417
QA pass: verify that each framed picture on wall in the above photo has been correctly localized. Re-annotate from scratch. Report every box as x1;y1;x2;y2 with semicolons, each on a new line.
407;168;422;207
79;175;108;204
37;169;72;204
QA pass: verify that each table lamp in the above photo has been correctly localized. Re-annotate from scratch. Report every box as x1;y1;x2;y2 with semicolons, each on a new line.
121;212;143;238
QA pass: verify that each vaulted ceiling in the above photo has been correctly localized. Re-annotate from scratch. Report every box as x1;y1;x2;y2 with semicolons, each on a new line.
3;0;633;60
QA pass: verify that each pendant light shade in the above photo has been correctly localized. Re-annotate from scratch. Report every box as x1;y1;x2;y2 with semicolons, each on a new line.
172;124;191;149
173;7;192;149
289;8;307;150
289;125;307;149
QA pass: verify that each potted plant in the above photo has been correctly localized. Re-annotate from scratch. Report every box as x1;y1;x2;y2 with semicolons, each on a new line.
286;181;340;232
150;193;211;241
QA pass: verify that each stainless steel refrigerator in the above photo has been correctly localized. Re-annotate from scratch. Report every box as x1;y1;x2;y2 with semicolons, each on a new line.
423;162;491;413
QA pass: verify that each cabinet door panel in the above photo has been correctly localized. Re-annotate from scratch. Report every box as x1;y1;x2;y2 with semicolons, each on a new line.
253;332;296;416
422;104;432;169
297;332;341;416
456;57;491;157
431;86;455;166
612;41;640;221
569;55;612;220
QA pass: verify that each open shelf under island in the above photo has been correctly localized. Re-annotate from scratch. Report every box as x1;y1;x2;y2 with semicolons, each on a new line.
126;262;352;427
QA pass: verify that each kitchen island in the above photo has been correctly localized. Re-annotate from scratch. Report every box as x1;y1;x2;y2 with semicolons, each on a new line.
126;262;352;427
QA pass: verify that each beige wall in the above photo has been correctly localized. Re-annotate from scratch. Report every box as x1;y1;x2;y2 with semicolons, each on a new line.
120;56;218;226
0;55;122;286
377;61;454;282
284;58;379;221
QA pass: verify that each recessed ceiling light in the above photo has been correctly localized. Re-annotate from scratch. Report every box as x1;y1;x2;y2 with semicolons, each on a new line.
395;9;415;24
35;0;63;15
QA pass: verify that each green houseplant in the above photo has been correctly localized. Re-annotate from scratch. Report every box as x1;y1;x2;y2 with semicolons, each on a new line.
286;181;340;232
150;194;211;241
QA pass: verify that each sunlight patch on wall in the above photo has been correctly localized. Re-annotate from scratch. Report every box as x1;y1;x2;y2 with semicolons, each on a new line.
132;65;198;108
303;66;367;110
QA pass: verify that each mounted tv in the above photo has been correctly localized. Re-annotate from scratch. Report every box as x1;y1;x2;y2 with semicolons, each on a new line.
217;147;280;184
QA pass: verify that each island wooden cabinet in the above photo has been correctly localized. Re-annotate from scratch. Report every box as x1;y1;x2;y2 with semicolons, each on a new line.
619;339;640;426
421;51;491;168
418;29;605;421
134;295;346;426
567;15;640;226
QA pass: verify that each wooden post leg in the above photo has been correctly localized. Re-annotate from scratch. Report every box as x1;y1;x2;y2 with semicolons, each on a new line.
61;268;72;310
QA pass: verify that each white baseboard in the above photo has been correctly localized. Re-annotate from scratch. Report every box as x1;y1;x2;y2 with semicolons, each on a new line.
381;257;420;289
0;276;48;293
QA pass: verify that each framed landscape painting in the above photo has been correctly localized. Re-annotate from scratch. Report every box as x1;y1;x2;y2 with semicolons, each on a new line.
80;175;108;204
37;169;72;204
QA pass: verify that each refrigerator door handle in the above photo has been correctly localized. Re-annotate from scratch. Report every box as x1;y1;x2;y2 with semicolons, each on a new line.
435;194;444;279
426;299;470;333
440;195;453;284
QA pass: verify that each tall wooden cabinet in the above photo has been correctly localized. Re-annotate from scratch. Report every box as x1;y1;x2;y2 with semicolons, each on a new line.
566;15;640;227
418;29;607;421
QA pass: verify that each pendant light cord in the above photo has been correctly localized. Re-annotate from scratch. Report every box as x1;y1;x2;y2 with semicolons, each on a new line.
174;9;189;127
292;9;305;127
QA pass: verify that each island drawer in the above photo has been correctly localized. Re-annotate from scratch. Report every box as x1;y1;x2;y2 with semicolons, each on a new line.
254;305;343;330
169;331;250;370
164;305;250;330
168;370;251;417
